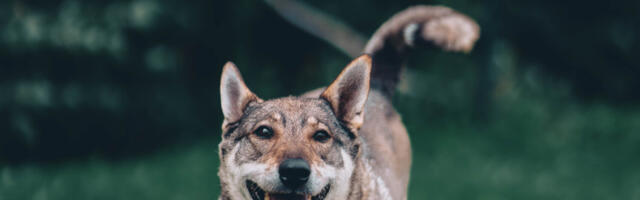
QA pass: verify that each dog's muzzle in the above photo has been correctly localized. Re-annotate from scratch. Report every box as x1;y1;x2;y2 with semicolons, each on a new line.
246;159;330;200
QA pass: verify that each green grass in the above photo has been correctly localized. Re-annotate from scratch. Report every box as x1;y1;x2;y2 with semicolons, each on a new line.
0;141;220;200
396;60;640;199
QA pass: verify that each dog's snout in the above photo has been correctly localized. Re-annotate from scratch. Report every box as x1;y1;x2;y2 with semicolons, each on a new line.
278;158;310;189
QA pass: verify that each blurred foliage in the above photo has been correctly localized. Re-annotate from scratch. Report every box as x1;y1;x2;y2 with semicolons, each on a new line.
1;0;639;199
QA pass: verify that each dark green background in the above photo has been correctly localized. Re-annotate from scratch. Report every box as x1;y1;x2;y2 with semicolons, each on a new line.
1;0;639;199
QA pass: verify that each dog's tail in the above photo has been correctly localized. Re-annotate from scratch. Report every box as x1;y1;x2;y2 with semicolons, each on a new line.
364;6;480;96
265;1;480;97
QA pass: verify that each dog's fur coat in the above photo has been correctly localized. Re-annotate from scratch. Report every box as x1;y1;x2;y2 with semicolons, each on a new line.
218;5;479;200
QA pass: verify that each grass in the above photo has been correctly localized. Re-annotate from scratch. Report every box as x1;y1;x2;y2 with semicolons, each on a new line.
0;140;220;200
396;57;640;199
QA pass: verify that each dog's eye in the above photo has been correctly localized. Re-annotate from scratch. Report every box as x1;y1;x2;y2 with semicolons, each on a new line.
253;126;274;139
312;130;331;142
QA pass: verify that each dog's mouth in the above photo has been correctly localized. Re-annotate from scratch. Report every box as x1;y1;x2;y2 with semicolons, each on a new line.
246;180;330;200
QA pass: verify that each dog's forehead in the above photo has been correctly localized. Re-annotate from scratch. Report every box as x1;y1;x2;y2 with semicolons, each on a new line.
263;97;331;117
248;97;334;124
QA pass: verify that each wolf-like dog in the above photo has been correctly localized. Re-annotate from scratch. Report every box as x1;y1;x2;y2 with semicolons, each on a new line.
217;5;479;200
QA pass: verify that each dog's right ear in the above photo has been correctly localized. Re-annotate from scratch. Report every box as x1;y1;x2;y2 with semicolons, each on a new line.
220;62;262;126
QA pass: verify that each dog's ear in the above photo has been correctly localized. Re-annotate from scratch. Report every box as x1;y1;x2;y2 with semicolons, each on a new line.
220;62;262;126
321;55;371;133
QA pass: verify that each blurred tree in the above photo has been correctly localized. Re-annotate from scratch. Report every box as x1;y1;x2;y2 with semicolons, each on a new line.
1;0;639;164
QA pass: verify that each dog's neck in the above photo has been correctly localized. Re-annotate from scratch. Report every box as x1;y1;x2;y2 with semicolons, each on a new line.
347;157;393;200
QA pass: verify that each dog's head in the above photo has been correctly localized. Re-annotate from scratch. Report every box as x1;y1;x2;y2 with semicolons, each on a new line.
218;55;371;200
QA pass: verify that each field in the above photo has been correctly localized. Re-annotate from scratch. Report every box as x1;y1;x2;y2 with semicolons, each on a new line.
3;60;639;199
1;0;639;199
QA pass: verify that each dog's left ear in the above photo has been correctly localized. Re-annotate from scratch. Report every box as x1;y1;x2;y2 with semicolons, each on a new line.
220;62;262;127
321;55;372;133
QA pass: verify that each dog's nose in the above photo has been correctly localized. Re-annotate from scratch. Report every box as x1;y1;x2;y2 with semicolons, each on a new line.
278;158;311;189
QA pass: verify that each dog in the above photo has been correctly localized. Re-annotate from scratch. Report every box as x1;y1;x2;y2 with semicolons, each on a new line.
217;5;479;200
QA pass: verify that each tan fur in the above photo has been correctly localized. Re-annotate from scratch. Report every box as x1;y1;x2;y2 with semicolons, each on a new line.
303;89;411;199
321;56;372;133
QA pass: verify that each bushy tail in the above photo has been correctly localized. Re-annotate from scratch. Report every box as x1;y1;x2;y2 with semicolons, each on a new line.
364;6;480;96
265;1;480;97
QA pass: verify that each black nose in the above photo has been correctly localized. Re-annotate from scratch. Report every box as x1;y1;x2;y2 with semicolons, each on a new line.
278;158;311;189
